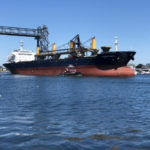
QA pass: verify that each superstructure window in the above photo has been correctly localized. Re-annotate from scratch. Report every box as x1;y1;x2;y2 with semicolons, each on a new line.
18;54;33;55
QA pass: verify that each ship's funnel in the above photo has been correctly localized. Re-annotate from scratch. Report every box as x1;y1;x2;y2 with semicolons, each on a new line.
52;43;57;54
91;37;96;49
101;47;112;53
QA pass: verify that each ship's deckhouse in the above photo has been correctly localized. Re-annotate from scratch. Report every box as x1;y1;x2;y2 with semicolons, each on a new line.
8;42;35;63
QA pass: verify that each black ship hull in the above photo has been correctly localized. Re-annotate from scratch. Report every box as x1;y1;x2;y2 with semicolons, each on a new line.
3;51;136;77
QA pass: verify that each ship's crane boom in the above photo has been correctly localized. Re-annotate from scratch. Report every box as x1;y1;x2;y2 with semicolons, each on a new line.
0;25;49;53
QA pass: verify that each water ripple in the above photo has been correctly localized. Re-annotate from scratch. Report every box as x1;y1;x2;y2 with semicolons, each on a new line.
0;75;150;149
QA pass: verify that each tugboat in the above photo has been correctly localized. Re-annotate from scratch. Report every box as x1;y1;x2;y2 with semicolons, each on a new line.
63;65;82;76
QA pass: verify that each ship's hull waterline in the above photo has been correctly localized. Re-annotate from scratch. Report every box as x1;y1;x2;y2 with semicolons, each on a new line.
5;66;135;77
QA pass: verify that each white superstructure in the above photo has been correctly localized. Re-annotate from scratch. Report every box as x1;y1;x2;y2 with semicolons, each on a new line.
8;41;35;63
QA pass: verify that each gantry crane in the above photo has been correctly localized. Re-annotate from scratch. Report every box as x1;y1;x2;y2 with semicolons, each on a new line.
0;25;49;55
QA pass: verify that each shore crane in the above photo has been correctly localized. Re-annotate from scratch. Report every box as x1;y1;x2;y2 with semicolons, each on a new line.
0;25;49;55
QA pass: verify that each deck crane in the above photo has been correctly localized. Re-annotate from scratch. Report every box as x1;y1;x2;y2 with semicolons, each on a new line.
0;25;49;56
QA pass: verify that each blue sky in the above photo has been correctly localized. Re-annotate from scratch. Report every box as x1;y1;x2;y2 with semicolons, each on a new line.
0;0;150;65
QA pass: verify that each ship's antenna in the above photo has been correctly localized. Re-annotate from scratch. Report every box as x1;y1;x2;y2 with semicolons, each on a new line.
114;37;118;51
20;40;24;50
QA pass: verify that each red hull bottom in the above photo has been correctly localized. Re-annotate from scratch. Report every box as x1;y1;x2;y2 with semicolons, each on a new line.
11;66;136;77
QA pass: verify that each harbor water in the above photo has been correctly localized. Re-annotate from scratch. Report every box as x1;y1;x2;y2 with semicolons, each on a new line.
0;74;150;150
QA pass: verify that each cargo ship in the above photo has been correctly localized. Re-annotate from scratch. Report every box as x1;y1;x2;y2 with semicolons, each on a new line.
3;35;136;77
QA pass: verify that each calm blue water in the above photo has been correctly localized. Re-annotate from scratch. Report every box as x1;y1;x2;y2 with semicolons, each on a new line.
0;73;150;150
